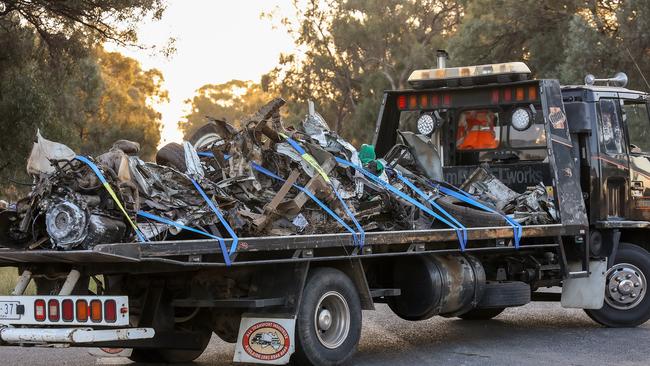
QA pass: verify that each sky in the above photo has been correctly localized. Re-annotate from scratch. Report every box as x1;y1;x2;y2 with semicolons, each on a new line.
107;1;297;146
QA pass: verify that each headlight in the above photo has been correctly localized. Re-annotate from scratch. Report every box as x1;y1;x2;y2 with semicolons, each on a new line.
511;108;532;131
417;114;435;135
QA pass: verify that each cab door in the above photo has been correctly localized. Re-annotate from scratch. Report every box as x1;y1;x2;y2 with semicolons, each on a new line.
596;98;630;219
622;98;650;220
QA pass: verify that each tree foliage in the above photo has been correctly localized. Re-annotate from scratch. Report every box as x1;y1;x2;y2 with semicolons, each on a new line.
264;0;462;145
179;80;273;138
0;1;167;197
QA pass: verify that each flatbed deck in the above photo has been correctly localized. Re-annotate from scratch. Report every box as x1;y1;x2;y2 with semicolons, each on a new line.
0;224;566;268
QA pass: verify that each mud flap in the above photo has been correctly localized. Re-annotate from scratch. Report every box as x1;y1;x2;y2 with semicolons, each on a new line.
234;314;296;365
561;259;607;309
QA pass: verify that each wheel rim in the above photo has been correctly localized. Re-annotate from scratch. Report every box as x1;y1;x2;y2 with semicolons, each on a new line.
605;262;646;310
193;133;221;150
314;291;350;349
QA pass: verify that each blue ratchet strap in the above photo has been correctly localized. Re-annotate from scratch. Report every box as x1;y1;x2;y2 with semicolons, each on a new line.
197;151;231;160
283;136;365;247
75;156;147;243
433;182;522;248
391;171;467;248
250;162;360;244
137;210;231;266
190;178;239;256
335;157;466;250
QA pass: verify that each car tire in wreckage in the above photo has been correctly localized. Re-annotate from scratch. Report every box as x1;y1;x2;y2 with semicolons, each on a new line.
155;142;186;172
292;267;362;366
434;196;506;227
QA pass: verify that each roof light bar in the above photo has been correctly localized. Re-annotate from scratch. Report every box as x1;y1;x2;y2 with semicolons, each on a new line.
408;62;532;89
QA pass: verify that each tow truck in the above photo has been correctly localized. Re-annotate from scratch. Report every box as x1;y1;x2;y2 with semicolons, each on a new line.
0;53;649;365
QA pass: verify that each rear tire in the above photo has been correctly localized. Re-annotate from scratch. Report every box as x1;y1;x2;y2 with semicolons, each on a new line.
585;243;650;327
292;267;362;366
458;307;505;320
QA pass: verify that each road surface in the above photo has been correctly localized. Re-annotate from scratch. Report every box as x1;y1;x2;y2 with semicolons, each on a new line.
1;301;649;365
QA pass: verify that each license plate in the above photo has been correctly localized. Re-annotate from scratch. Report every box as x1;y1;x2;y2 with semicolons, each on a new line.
0;301;21;320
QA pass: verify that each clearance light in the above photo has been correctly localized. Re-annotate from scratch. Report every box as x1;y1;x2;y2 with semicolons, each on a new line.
408;62;531;89
397;95;407;109
76;300;88;322
90;300;102;322
34;299;46;322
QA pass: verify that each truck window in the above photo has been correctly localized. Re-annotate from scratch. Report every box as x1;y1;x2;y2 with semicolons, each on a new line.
623;102;650;153
599;99;624;154
456;110;500;150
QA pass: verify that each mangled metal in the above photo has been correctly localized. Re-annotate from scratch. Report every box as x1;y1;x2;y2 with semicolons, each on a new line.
0;98;559;252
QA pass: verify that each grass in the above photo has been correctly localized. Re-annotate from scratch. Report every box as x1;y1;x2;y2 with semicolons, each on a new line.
0;267;36;295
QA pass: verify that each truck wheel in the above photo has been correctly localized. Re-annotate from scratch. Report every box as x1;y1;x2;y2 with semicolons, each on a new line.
292;267;362;366
190;123;222;150
585;243;650;327
458;307;505;320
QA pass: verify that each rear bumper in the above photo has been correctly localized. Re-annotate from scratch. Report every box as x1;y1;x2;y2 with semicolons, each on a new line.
0;327;154;345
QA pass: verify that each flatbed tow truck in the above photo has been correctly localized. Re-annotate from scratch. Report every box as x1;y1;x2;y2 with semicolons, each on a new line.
1;54;650;365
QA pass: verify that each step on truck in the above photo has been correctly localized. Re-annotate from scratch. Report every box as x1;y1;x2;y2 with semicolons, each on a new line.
1;53;650;365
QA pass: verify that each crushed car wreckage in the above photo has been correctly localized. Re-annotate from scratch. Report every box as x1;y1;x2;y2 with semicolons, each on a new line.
0;98;557;255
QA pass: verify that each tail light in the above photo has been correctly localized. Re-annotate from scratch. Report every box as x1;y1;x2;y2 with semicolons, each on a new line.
90;300;102;322
443;94;451;106
104;300;117;323
408;95;417;109
62;299;74;322
34;299;46;322
48;299;60;322
419;94;428;108
76;300;88;322
491;90;500;104
515;87;525;101
528;86;538;100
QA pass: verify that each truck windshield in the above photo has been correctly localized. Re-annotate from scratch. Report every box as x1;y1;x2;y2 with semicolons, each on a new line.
624;102;650;153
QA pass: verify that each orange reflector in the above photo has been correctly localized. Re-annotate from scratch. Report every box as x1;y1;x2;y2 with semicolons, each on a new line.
76;300;88;322
515;87;525;101
397;95;407;109
528;86;537;100
90;300;102;322
420;94;428;108
408;95;417;109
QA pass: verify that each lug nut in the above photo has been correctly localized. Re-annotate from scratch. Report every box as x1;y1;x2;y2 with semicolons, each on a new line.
626;274;632;279
611;287;618;292
620;296;626;301
615;276;622;282
631;293;637;298
635;283;640;287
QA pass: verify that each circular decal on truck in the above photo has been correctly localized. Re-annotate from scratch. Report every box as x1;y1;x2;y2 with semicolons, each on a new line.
242;321;290;361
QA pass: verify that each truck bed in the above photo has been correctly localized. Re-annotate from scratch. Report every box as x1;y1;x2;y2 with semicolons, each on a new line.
0;224;567;269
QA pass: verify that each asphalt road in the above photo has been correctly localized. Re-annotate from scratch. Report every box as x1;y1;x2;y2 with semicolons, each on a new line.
1;301;649;366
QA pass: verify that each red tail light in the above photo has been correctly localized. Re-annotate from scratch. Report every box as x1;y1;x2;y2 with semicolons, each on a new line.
62;299;74;322
443;94;451;106
76;300;88;322
48;299;60;322
34;299;46;322
104;300;117;323
90;300;102;323
397;95;407;109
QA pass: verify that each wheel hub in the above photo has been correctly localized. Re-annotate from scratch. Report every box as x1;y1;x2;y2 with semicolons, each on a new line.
314;291;350;349
605;263;646;310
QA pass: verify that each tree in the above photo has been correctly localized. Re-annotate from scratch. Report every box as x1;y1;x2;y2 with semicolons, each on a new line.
265;0;462;145
179;80;274;138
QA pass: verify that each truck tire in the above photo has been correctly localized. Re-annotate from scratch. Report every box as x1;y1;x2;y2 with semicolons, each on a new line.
458;307;505;320
292;267;362;366
585;243;650;327
155;142;186;172
434;196;506;227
